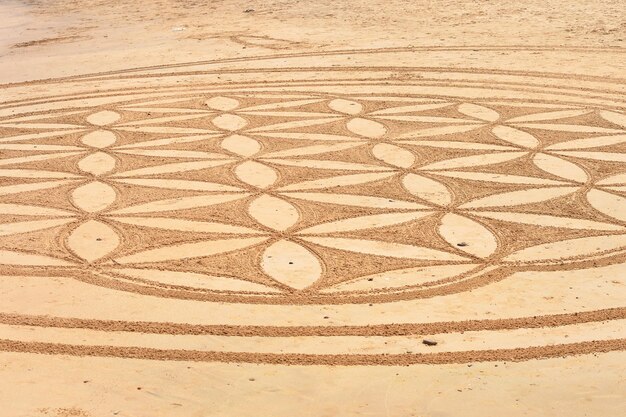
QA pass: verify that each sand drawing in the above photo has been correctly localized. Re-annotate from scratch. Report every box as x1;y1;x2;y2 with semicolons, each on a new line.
1;51;625;365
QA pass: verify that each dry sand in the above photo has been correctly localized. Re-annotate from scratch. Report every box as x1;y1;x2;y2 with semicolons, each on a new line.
0;1;625;416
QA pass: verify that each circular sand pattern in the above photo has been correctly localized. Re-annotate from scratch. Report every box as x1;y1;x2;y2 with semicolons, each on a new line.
0;55;625;364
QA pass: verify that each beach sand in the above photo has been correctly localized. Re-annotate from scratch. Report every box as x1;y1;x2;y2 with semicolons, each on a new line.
0;1;625;416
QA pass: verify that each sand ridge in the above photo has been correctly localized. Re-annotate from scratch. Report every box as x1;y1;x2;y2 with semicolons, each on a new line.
0;56;625;367
0;1;625;415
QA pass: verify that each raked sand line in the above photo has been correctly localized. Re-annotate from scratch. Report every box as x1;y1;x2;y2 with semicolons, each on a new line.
0;53;625;364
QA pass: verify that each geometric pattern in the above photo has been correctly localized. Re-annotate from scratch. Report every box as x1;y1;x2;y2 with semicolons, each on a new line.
2;94;626;302
1;62;625;364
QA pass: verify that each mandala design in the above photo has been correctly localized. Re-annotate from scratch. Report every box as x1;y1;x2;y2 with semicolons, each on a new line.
1;55;625;364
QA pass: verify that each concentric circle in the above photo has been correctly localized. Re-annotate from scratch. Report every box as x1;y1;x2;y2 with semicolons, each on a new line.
1;54;625;364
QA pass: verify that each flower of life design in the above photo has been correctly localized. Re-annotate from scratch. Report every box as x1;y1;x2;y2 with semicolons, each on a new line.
1;63;625;364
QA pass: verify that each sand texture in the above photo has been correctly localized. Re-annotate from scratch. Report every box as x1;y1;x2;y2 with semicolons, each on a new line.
0;1;625;416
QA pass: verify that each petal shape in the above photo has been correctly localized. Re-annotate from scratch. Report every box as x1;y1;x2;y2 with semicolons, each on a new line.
377;115;479;124
112;268;276;292
298;211;431;234
400;140;514;151
0;180;76;197
397;124;481;139
0;130;86;144
511;124;623;134
0;169;78;179
552;151;626;163
457;103;499;122
239;110;333;119
0;152;82;167
113;160;231;177
0;250;71;266
212;114;248;131
597;173;626;186
302;237;465;261
235;161;278;188
115;237;267;264
241;110;333;118
66;220;120;262
372;143;415;168
261;240;321;289
114;149;225;159
267;159;390;171
81;130;117;148
587;189;626;222
0;218;74;236
77;152;116;176
472;211;623;231
122;106;205;115
278;172;395;192
402;173;451;206
460;187;578;208
86;110;120;126
0;144;81;152
248;195;299;231
247;117;340;133
0;123;80;129
71;181;117;212
483;102;577;109
492;126;539;148
112;178;241;192
420;152;526;171
438;213;497;258
115;126;217;134
262;143;361;158
205;96;239;111
346;118;387;138
221;134;261;157
545;134;626;150
504;234;626;262
506;110;589;123
370;103;452;115
280;192;427;209
533;153;588;183
116;133;219;149
110;194;246;215
119;114;212;126
0;203;74;216
111;216;262;234
599;110;626;128
325;264;479;292
256;132;366;142
328;99;362;115
432;171;563;185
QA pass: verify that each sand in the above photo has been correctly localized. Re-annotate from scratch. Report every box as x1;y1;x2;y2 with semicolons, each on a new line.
0;1;625;416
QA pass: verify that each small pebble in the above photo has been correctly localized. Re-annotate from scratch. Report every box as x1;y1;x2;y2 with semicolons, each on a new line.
422;339;437;346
